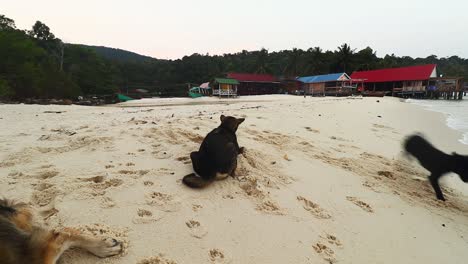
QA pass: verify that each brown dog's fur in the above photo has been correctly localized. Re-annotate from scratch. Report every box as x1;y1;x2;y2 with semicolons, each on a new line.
0;199;122;264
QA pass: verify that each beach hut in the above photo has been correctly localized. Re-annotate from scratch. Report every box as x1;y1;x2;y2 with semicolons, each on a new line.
350;64;437;97
297;73;355;96
188;82;211;98
226;73;280;95
212;78;239;97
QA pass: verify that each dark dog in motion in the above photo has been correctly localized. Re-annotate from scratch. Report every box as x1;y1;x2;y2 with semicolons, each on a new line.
183;115;245;188
0;199;122;264
404;134;468;201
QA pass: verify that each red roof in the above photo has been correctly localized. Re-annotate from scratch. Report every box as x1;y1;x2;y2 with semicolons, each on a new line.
227;73;279;83
350;64;436;83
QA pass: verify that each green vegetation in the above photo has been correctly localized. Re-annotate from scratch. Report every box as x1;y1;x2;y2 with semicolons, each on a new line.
1;14;467;100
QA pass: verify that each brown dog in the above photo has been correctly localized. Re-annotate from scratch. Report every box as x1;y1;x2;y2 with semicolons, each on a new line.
0;199;122;264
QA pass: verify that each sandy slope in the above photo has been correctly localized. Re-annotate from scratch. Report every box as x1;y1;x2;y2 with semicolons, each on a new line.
0;95;467;264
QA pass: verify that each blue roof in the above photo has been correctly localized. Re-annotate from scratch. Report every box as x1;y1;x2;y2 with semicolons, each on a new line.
297;73;349;83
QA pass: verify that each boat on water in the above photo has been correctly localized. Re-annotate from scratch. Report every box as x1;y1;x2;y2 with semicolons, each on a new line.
117;93;135;102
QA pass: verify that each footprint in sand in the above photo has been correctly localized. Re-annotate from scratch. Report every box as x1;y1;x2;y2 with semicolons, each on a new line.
324;234;342;247
137;254;177;264
185;220;208;239
313;234;343;263
256;200;283;215
32;186;60;207
222;194;234;200
100;196;116;208
80;175;106;183
330;136;347;142
37;170;60;179
118;170;150;179
362;181;381;193
377;170;395;180
209;249;231;264
8;171;25;179
176;156;191;164
40;164;54;169
145;192;180;212
133;208;163;224
144;181;154;186
192;204;203;212
346;197;374;213
305;127;320;133
34;182;54;191
297;196;332;219
78;176;124;198
313;243;337;263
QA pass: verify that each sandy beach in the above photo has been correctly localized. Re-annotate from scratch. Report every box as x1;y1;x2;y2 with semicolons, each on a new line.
1;95;467;264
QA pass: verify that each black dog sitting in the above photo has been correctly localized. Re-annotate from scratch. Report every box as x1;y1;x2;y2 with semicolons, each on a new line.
404;134;468;201
182;115;245;188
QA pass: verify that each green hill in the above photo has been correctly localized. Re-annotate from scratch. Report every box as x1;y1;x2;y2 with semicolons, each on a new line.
78;45;157;63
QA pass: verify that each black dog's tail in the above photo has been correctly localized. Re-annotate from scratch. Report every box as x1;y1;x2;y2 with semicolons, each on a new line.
182;173;214;188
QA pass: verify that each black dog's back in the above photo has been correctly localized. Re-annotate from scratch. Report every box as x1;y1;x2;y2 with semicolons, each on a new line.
403;134;468;201
183;115;245;188
403;134;451;174
200;127;238;171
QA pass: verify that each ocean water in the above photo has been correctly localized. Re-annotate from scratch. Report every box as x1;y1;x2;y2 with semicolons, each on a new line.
407;96;468;145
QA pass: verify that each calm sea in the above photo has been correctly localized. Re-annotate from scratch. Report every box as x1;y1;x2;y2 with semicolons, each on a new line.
407;96;468;145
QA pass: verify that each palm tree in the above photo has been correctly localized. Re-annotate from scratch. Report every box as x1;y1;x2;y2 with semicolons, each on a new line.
305;47;324;74
283;48;303;77
337;43;355;72
254;48;270;74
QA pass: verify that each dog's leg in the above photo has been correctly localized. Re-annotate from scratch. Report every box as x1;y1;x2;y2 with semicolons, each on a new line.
429;173;445;201
229;158;238;178
42;228;122;264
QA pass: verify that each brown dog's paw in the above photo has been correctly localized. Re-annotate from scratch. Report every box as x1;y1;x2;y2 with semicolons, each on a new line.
89;237;122;258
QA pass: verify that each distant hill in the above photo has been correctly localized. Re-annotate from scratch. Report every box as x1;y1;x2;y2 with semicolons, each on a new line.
77;45;157;63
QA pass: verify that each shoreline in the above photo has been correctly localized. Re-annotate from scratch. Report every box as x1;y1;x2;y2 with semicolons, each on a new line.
406;97;468;146
1;95;467;264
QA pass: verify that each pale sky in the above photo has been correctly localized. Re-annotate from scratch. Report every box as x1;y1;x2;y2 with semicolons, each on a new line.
2;0;467;59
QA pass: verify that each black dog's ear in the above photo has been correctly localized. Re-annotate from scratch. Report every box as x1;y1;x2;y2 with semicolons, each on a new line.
237;118;245;124
220;115;226;122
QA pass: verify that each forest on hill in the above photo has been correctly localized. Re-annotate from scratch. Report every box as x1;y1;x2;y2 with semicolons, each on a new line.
1;14;467;100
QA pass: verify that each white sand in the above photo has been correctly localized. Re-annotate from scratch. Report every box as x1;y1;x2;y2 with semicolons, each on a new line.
1;95;467;264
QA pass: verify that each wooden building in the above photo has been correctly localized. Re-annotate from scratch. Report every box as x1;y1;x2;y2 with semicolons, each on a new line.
212;78;239;97
297;73;356;96
351;64;463;99
226;73;280;95
351;64;436;95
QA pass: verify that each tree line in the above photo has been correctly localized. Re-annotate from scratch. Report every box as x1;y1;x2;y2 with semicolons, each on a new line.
1;14;467;100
